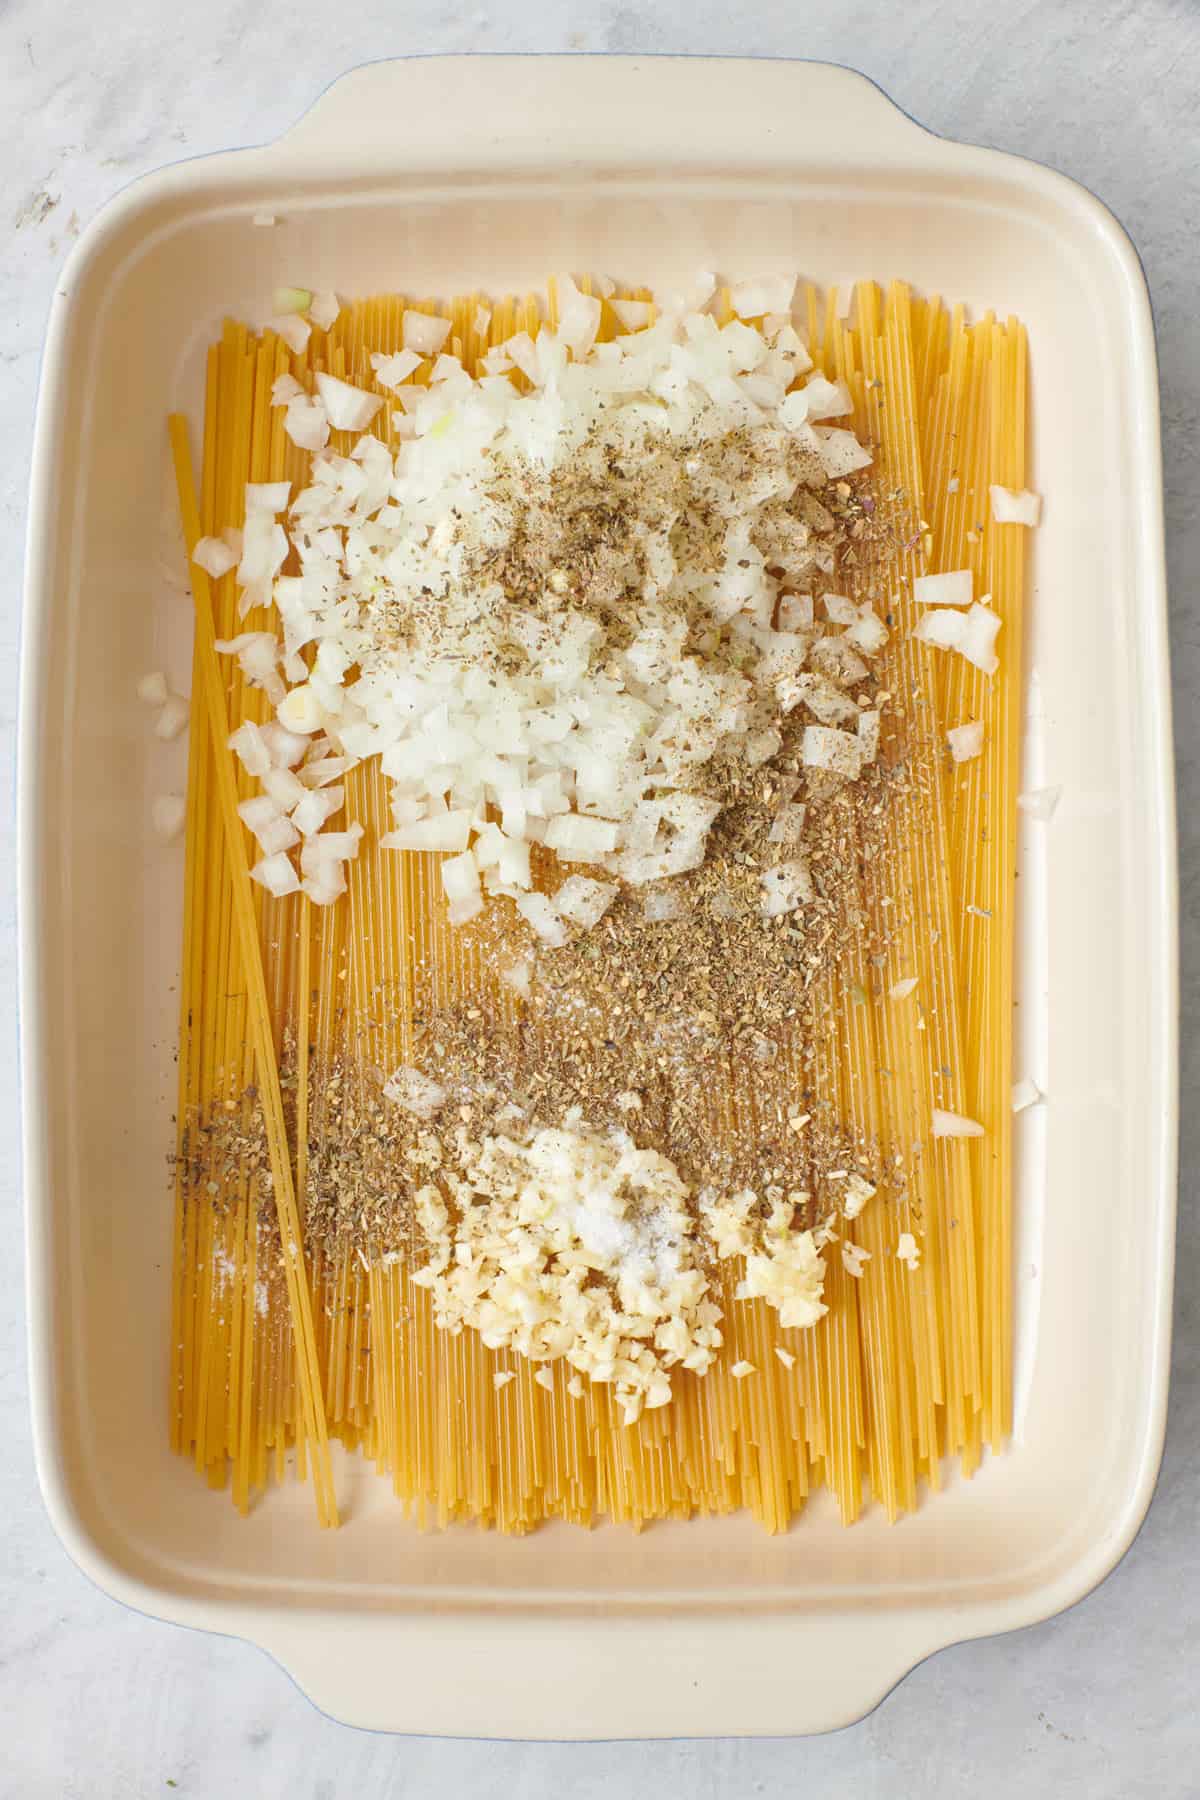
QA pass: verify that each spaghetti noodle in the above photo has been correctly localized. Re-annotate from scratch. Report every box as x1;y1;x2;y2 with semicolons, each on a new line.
168;277;1028;1531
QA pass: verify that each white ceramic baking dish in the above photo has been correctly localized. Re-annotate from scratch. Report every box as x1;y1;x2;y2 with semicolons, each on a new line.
20;56;1175;1738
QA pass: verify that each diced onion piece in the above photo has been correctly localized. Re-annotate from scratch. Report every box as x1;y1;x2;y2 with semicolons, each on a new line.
260;721;312;767
273;314;311;354
501;958;532;997
799;374;853;420
730;274;795;318
960;603;1002;674
263;766;307;810
896;1232;921;1270
768;803;806;846
403;310;452;355
137;670;169;707
309;291;340;331
274;285;312;314
612;299;654;332
316;825;364;860
271;373;304;405
760;858;813;917
251;851;301;898
315;372;383;433
1018;785;1061;821
283;394;329;452
812;426;872;475
554;875;617;929
948;719;984;762
822;591;859;625
802;724;863;779
914;569;972;607
245;480;291;514
846;606;888;654
1012;1077;1044;1113
292;785;345;838
383;1065;448;1118
913;608;966;651
642;888;684;922
441;849;481;910
151;795;186;842
382;811;472;853
857;711;881;763
370;348;423;390
228;720;272;777
544;813;619;862
192;536;238;579
990;484;1042;526
777;592;813;631
890;976;918;1000
931;1109;985;1139
516;891;568;948
238;794;300;856
154;694;190;741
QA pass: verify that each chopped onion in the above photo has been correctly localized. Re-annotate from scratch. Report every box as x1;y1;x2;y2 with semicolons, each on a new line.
370;348;422;390
1017;785;1062;821
516;891;568;948
914;569;972;607
263;766;307;811
228;720;273;777
948;720;984;762
760;858;813;916
554;875;617;929
271;373;304;406
260;721;312;767
768;803;807;845
801;724;862;779
730;275;795;318
441;848;481;905
383;1065;447;1117
1012;1077;1044;1113
612;299;654;332
137;670;169;706
383;811;472;853
151;794;186;842
914;608;966;651
812;427;872;476
857;710;880;763
191;536;238;580
245;480;291;514
292;785;345;838
282;395;329;452
642;888;684;922
544;813;619;862
315;371;383;432
273;314;311;354
154;694;190;741
309;290;340;331
501;958;532;997
238;794;300;856
890;976;918;1000
251;851;301;898
931;1109;985;1139
274;285;312;314
990;484;1042;526
403;310;452;355
799;374;853;420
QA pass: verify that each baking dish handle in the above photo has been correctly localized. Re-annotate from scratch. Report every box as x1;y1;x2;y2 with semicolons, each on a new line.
266;56;944;175
258;1608;946;1737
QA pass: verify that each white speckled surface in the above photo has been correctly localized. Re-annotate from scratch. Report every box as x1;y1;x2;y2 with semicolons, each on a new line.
3;3;1196;1792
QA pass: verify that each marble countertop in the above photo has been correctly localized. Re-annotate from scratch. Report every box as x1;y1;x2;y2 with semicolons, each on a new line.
3;3;1197;1793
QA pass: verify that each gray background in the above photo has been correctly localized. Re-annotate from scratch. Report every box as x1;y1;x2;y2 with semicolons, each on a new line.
1;2;1195;1794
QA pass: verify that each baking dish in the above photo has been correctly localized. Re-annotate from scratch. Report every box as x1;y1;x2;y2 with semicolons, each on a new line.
20;56;1175;1737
